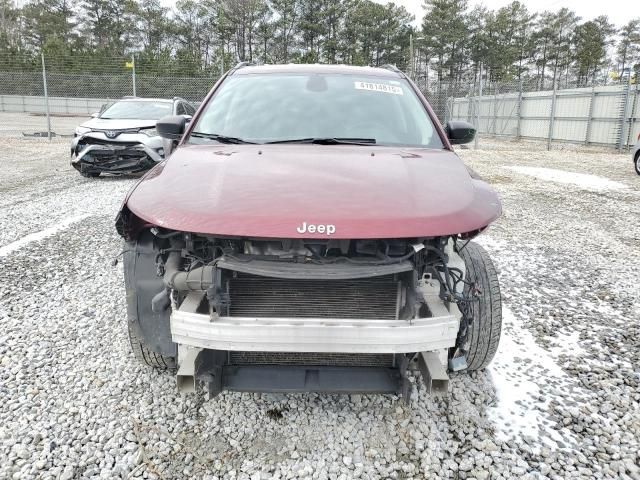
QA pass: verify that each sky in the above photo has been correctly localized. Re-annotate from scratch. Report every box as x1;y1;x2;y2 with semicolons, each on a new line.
377;0;632;28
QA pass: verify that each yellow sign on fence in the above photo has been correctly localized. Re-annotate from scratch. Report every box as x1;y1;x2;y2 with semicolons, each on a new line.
125;61;134;68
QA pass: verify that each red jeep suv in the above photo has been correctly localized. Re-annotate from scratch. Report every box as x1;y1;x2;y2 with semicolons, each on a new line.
116;63;502;400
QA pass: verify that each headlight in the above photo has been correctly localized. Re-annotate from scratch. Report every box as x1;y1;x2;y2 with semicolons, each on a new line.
75;126;91;135
141;128;158;137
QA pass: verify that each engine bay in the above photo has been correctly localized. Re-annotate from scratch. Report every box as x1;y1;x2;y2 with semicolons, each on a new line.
149;229;476;326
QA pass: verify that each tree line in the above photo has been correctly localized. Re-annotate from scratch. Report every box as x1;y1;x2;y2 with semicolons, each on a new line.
0;0;413;75
418;1;639;92
0;0;639;92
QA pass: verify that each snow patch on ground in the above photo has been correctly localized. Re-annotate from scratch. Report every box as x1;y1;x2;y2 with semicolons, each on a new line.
548;330;587;357
503;166;627;191
487;306;570;448
0;214;91;257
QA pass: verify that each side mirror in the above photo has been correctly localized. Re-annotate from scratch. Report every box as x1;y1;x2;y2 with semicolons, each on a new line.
445;120;476;145
157;115;187;140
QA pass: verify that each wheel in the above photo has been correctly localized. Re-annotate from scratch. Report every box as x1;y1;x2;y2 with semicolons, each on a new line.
634;152;640;176
127;320;176;370
123;231;177;370
454;240;502;371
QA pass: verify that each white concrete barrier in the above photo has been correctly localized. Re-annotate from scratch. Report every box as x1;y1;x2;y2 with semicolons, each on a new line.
450;84;640;148
0;95;111;115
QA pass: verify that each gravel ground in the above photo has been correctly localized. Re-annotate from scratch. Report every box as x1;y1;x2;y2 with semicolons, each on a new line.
0;137;639;480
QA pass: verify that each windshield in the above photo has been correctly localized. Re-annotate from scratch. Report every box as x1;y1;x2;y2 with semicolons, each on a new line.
100;101;172;120
190;73;443;148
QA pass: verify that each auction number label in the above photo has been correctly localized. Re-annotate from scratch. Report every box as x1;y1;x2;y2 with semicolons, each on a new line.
354;81;403;95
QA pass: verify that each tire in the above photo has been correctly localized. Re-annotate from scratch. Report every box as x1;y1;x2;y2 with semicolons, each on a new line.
127;317;176;370
634;152;640;176
455;241;502;371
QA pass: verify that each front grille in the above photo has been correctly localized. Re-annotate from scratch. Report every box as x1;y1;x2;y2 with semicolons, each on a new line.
79;137;140;147
230;351;395;367
77;140;154;171
86;150;147;162
227;273;399;320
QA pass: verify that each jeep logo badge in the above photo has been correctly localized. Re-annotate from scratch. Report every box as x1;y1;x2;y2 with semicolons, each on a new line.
296;222;336;235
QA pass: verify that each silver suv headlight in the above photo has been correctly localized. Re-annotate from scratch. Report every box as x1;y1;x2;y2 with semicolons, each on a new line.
75;126;91;135
141;128;158;137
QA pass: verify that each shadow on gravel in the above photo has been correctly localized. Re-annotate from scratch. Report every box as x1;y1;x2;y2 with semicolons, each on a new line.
83;173;146;182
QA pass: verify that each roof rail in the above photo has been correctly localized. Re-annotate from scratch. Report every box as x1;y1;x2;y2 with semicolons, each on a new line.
380;64;405;78
380;64;400;73
227;61;256;75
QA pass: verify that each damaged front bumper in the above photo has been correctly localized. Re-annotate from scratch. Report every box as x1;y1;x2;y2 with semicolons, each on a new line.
171;293;460;354
170;278;461;399
70;132;164;175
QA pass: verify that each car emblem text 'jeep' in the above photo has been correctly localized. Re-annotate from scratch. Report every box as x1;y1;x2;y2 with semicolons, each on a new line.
296;222;336;235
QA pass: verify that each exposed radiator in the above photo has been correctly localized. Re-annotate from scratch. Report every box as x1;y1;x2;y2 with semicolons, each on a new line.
227;273;400;320
230;351;396;367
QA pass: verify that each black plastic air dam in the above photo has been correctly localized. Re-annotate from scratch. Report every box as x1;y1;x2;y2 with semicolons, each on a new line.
222;365;404;394
192;349;412;398
162;254;415;290
217;257;414;279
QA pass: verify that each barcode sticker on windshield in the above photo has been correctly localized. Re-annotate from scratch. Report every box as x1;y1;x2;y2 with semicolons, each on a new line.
354;81;403;95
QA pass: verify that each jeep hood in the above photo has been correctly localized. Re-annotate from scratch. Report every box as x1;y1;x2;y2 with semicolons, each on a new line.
124;144;501;239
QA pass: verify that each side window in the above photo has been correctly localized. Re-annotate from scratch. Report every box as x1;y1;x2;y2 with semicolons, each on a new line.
185;103;196;115
176;102;187;115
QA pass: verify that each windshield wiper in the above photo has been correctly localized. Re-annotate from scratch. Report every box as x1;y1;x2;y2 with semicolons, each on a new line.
190;132;257;144
265;137;376;145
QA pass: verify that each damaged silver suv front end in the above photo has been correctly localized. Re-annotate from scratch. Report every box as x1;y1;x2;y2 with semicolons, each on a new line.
70;97;195;177
71;128;164;177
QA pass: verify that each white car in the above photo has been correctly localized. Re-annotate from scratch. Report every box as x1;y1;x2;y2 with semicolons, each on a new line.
71;97;195;178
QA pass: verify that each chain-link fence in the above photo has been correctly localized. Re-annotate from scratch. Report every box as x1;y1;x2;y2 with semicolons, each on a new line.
0;53;222;138
1;53;638;150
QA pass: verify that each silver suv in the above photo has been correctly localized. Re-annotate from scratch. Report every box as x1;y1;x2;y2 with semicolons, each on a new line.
71;97;195;177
